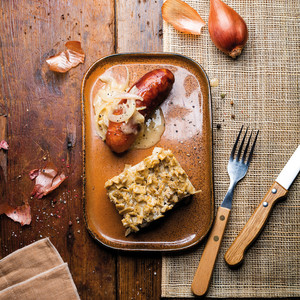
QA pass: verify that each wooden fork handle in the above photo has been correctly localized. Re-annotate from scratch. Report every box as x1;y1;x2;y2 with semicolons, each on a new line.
224;182;288;267
191;206;230;296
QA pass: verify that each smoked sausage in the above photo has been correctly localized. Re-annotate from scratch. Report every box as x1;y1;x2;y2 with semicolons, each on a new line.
105;69;175;153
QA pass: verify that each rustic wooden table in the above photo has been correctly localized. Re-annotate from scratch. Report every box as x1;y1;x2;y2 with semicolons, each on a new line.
0;1;167;299
0;1;296;300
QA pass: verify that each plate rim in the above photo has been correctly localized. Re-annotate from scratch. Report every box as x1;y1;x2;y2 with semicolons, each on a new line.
81;52;214;252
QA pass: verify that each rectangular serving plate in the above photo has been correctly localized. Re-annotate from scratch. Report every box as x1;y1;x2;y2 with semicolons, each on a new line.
82;53;214;251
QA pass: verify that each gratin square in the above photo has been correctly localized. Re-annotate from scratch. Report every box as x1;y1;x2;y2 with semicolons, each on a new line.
105;147;197;236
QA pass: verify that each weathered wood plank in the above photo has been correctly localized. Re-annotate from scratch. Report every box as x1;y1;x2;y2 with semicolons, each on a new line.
117;253;162;300
116;1;164;299
116;0;164;53
0;116;7;199
0;1;116;299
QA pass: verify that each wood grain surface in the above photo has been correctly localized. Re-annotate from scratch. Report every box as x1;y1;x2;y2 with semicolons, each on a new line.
224;182;288;267
192;207;230;296
0;0;164;299
0;1;296;300
0;116;7;198
116;1;164;299
116;0;163;53
0;1;116;299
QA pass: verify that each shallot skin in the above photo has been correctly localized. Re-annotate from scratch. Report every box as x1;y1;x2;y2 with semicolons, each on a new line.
209;0;248;58
162;0;206;35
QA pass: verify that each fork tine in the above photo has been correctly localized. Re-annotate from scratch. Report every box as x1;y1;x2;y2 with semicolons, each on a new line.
236;127;248;161
242;130;253;162
230;126;243;161
246;130;259;166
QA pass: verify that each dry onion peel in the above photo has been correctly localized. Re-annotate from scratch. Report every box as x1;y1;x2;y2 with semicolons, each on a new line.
29;164;67;199
209;0;248;58
46;41;85;73
162;0;205;35
0;200;31;226
0;140;9;150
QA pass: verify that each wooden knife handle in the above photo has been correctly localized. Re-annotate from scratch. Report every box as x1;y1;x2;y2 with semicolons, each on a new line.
191;206;230;296
224;182;288;267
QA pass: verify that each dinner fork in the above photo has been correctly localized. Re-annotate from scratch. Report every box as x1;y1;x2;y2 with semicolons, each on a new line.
191;126;259;296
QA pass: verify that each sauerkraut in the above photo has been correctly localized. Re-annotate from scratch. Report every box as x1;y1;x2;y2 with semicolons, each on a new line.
104;147;197;236
93;69;145;140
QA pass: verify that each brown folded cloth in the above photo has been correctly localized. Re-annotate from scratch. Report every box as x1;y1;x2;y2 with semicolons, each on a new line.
0;238;80;300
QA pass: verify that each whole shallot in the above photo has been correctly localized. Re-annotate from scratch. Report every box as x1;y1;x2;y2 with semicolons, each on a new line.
208;0;248;58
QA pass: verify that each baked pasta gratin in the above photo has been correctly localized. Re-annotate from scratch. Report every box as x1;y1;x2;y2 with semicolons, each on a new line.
104;147;197;236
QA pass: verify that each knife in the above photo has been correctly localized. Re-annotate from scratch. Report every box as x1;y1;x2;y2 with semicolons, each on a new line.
224;145;300;267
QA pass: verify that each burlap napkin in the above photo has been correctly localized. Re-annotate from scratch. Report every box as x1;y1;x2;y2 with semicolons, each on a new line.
162;0;300;298
0;238;80;300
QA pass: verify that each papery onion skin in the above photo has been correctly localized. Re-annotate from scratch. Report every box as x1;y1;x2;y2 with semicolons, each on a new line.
162;0;206;35
0;200;31;226
0;140;9;150
29;165;67;199
209;0;248;58
46;41;85;73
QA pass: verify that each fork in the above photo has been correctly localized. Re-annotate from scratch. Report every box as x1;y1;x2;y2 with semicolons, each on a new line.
191;126;259;296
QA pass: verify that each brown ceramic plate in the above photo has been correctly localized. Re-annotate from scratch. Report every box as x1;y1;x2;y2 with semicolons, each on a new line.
82;53;214;251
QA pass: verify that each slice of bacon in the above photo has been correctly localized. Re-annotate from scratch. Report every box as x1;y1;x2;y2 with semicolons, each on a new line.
0;140;9;150
0;200;31;226
29;164;67;199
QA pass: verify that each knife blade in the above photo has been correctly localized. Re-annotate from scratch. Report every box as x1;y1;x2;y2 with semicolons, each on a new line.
224;145;300;267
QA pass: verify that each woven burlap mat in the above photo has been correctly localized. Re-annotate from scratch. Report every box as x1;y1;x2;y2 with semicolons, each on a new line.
162;0;300;298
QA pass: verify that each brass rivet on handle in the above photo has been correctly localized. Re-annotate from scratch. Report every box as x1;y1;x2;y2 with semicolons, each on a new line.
213;236;219;242
220;215;225;221
272;188;277;194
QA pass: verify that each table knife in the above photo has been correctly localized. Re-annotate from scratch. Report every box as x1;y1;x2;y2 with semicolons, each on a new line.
224;145;300;267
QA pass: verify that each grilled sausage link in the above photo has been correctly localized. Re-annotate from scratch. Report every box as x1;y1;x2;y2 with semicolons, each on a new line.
105;69;175;153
